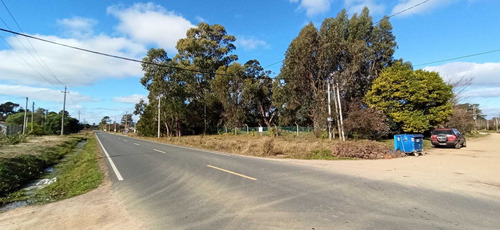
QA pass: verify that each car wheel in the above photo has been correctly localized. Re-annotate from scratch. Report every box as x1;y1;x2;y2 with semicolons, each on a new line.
462;140;467;148
455;142;461;149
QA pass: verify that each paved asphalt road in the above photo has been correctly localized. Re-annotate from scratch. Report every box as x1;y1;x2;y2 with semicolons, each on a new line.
95;132;500;229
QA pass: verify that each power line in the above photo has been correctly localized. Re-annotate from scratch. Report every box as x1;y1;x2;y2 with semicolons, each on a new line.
0;0;65;86
262;60;283;69
414;48;500;67
0;34;57;86
374;0;431;24
0;27;236;77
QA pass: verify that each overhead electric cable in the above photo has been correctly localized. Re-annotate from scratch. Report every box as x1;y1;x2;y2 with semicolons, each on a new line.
414;48;500;67
0;34;57;86
374;0;431;24
0;27;236;77
0;0;65;86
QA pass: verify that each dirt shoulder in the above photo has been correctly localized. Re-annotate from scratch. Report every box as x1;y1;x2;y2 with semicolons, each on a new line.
0;135;147;230
0;180;145;230
276;133;500;201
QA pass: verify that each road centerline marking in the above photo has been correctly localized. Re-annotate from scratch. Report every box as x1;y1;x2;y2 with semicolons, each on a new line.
134;143;140;146
95;133;124;181
123;140;128;142
153;149;166;154
206;165;257;181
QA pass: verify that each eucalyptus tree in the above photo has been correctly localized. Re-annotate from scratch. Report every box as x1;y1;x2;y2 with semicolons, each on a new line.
318;8;396;104
212;63;247;128
242;60;275;128
273;22;325;131
276;7;397;133
139;48;188;136
174;23;238;133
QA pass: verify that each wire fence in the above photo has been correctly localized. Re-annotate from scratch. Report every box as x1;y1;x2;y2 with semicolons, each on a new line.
217;126;315;136
0;124;22;136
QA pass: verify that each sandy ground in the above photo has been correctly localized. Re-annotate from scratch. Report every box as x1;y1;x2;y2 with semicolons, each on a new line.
0;133;498;229
0;137;147;230
278;133;500;201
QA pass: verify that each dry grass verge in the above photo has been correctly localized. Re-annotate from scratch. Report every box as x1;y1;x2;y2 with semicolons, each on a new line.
133;134;341;159
0;136;69;159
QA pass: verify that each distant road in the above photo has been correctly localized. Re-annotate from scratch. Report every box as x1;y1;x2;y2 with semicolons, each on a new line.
95;131;500;229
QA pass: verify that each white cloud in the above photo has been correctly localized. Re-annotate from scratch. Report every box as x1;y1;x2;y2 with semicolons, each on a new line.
290;0;332;17
195;16;207;23
461;87;500;98
482;107;500;118
344;0;385;15
57;16;97;38
0;84;96;103
391;0;455;17
424;62;500;114
424;62;500;87
236;37;270;50
0;33;145;87
107;2;195;52
113;94;148;104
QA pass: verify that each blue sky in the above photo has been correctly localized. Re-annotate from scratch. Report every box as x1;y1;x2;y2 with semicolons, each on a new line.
0;0;499;124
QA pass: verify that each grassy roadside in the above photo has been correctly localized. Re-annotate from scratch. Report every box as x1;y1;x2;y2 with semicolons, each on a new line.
33;136;103;203
0;134;103;205
0;137;80;200
0;134;28;147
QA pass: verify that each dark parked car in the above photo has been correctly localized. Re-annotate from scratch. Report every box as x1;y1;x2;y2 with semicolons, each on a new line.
431;128;466;149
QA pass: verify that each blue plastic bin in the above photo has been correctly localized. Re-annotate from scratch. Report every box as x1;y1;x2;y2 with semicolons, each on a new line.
394;134;423;153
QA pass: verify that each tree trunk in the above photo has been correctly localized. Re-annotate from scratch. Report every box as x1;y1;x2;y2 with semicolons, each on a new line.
164;121;170;137
258;101;273;128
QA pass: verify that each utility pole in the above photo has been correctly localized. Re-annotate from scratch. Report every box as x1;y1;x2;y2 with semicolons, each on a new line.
31;102;34;132
125;111;128;130
78;110;80;123
61;86;68;136
327;76;333;141
157;95;161;138
336;82;345;141
23;97;28;134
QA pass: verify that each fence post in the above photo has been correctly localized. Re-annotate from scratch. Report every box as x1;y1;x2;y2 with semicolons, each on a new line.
295;122;299;137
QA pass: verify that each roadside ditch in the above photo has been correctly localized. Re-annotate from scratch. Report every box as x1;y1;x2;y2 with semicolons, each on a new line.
0;136;103;212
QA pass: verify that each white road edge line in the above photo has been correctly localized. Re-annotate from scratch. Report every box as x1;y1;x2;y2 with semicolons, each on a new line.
207;165;257;181
153;149;166;154
95;133;124;181
134;143;140;146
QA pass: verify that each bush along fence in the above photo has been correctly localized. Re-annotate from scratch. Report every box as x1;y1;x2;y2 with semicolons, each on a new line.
218;126;314;136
